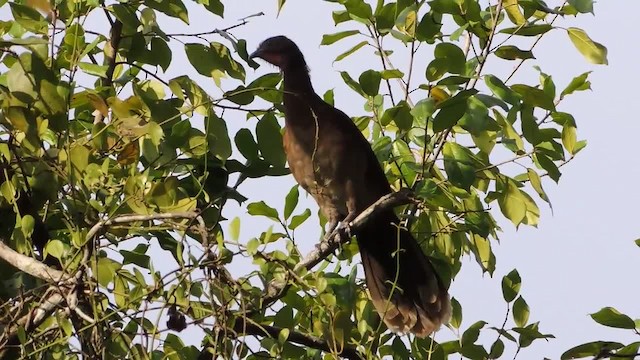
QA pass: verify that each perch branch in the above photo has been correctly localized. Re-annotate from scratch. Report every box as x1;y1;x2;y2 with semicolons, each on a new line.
0;242;69;283
260;189;416;310
231;320;363;360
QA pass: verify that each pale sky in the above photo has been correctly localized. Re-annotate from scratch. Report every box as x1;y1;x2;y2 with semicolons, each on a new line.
3;1;639;359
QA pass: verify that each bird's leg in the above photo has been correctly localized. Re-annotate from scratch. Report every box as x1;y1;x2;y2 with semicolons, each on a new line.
326;219;339;237
328;181;358;240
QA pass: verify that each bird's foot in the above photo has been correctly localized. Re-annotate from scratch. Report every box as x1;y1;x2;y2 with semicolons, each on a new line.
328;221;353;241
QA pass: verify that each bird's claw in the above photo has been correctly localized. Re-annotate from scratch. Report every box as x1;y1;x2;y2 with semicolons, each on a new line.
338;221;353;238
327;221;352;240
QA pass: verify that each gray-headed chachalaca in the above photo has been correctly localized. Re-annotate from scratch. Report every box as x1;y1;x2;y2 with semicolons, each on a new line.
250;36;450;337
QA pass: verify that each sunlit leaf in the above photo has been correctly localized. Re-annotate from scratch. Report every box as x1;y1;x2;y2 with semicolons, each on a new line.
567;27;608;65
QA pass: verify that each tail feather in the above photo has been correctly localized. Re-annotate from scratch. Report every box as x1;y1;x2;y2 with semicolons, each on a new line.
357;210;450;337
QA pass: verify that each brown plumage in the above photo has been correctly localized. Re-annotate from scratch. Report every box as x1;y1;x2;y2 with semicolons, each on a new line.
250;36;450;337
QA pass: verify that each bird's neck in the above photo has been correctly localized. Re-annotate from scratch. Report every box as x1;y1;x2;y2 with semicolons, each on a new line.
281;66;319;128
282;66;314;99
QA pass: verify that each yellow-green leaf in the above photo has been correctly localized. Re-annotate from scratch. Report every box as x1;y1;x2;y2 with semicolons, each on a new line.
502;0;526;25
567;27;608;65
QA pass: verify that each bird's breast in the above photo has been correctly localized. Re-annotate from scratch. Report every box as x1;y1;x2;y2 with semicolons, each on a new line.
283;126;348;216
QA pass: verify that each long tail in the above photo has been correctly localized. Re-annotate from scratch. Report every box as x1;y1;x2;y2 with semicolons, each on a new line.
357;210;451;337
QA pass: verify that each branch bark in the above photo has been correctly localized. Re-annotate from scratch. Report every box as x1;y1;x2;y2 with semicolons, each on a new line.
199;320;363;360
232;321;363;360
0;291;65;355
86;211;203;241
261;189;415;307
0;242;69;283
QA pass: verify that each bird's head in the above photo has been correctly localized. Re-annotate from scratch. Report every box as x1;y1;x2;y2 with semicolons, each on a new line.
250;36;307;71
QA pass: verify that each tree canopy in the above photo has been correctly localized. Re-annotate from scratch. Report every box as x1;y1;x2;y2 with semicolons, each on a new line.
0;0;634;359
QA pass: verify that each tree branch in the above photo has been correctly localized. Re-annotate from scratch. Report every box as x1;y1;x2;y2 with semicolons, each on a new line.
231;320;363;360
260;189;415;310
0;291;65;354
86;211;203;242
0;242;69;283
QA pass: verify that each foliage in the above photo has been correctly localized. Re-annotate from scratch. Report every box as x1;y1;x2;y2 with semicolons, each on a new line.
0;0;622;359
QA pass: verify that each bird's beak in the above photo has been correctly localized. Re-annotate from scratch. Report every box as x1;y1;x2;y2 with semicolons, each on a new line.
249;49;262;59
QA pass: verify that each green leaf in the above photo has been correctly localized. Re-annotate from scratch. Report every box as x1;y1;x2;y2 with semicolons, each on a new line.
334;40;368;62
500;24;553;36
289;209;311;230
375;2;396;32
435;42;466;74
426;58;448;81
561;72;592;98
199;0;224;16
277;328;290;344
470;234;495;273
284;185;299;219
235;128;259;161
10;3;47;34
95;257;122;287
0;37;48;46
562;124;577;155
410;98;435;124
321;30;360;45
395;5;417;37
359;70;381;96
277;0;286;14
151;38;172;72
443;143;476;191
185;42;245;82
567;27;608;65
489;339;505;358
229;217;240;241
485;75;520;105
433;89;477;132
511;84;555;111
498;180;527;226
561;341;624;360
503;0;526;25
144;0;189;23
501;269;521;302
568;0;593;13
121;244;151;268
513;296;530;327
206;114;232;160
246;238;259;255
520;0;562;14
256;113;286;168
340;71;366;97
534;153;561;182
324;89;335;105
45;240;66;260
461;321;487;345
416;11;443;42
113;274;127;308
590;307;636;329
450;297;462;329
380;69;404;79
495;45;534;60
527;169;551;205
247;201;279;221
381;101;412;130
342;0;373;19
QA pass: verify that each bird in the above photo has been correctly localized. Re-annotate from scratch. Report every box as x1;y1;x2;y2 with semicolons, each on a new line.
250;36;451;337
